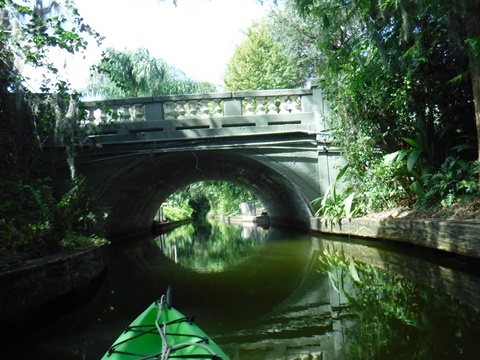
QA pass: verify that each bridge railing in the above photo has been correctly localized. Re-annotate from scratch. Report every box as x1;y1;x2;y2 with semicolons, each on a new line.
80;83;330;144
81;89;314;124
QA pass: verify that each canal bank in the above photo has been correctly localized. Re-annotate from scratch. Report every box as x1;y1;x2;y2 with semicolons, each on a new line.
0;244;109;326
207;214;270;227
2;215;479;329
310;216;480;260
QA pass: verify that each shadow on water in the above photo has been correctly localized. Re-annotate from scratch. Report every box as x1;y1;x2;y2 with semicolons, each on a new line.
2;220;480;359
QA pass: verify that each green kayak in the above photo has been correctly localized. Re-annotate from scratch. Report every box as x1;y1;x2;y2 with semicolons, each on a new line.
102;287;229;359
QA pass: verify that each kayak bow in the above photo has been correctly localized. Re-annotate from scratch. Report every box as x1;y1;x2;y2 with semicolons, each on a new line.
102;287;229;359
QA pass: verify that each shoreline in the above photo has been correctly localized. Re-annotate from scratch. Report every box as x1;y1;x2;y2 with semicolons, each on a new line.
310;216;480;260
0;244;109;324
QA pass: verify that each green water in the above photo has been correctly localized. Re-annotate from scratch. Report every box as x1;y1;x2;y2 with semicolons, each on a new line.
2;219;480;359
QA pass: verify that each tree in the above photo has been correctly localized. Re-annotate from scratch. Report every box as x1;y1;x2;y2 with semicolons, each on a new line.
0;0;101;180
164;181;258;220
85;47;216;98
0;1;108;262
267;0;324;84
196;181;257;216
293;0;480;182
223;19;304;91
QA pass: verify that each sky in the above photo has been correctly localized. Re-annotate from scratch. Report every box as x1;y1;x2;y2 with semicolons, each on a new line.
63;0;270;90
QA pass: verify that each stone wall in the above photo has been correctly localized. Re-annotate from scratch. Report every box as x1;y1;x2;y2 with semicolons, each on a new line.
310;217;480;260
0;245;109;322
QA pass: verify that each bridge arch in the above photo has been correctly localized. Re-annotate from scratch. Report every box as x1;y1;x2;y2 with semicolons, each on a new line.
99;150;314;239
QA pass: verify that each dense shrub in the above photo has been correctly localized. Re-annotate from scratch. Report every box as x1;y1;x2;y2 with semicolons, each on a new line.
0;176;108;264
417;158;480;209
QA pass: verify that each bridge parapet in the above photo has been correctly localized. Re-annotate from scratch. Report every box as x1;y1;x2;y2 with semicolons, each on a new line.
80;85;330;145
82;88;313;123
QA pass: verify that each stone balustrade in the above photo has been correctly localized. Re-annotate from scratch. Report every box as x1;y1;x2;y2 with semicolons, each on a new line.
78;81;332;146
81;89;313;124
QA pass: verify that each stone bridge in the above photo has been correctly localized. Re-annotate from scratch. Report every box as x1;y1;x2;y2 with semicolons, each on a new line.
48;80;345;238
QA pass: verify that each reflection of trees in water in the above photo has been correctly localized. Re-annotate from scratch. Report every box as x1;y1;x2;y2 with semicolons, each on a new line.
319;245;480;359
154;220;267;273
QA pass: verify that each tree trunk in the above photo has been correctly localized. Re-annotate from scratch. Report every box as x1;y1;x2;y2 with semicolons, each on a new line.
472;68;480;183
464;2;480;183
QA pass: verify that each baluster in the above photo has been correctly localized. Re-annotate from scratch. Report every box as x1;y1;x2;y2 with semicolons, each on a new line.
99;108;108;123
188;101;198;118
290;96;301;113
212;99;223;117
118;106;128;121
200;100;210;117
279;96;289;114
177;101;187;119
256;97;266;115
163;102;175;119
267;97;277;114
132;104;144;121
87;106;96;124
127;105;133;121
244;97;254;115
110;106;120;122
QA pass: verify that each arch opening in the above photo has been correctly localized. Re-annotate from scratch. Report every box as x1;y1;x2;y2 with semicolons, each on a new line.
101;150;314;239
156;180;264;222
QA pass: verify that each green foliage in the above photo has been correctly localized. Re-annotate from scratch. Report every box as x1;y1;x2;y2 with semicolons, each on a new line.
314;150;413;221
351;155;410;212
55;176;108;239
384;138;430;198
0;176;108;264
290;0;478;215
313;166;361;227
163;181;258;221
163;206;193;222
85;47;216;98
223;19;304;91
267;0;323;85
417;158;480;209
0;1;108;267
0;179;57;249
197;181;256;216
342;153;480;215
1;1;101;181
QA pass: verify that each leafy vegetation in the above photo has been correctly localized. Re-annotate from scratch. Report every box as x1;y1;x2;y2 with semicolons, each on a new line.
161;181;259;222
267;0;324;85
0;0;107;269
85;47;216;99
274;0;480;219
223;19;304;90
417;157;480;209
0;176;108;269
1;0;101;180
312;166;359;228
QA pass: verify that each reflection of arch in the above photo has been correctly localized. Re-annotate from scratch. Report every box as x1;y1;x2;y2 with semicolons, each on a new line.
109;229;314;330
100;151;314;239
154;220;269;273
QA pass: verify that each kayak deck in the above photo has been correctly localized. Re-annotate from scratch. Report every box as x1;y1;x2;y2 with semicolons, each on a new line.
102;292;229;359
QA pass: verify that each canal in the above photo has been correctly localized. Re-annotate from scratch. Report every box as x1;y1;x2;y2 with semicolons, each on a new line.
2;219;480;359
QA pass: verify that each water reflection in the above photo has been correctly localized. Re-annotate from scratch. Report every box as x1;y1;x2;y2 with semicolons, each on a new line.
154;219;268;273
3;223;480;359
315;239;480;360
